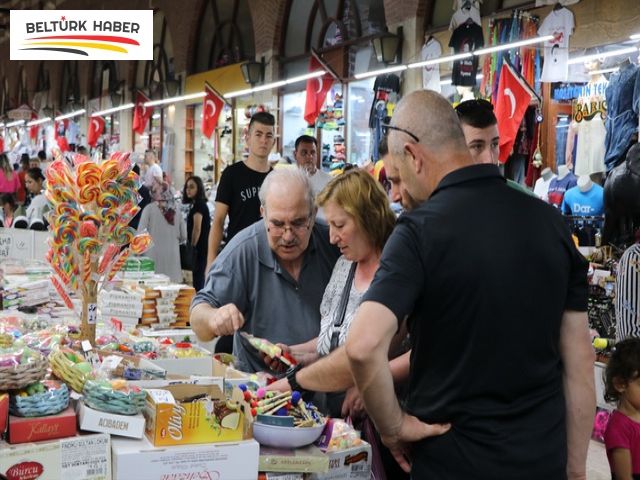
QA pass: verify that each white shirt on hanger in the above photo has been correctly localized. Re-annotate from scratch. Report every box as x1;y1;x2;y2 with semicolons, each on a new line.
539;8;575;82
421;38;443;93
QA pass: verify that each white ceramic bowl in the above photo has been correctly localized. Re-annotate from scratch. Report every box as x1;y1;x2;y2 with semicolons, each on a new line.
252;420;326;448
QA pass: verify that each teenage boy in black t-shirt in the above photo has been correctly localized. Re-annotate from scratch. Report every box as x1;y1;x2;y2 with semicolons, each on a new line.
206;111;275;271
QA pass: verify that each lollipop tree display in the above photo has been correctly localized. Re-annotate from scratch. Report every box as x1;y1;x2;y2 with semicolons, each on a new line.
44;151;152;345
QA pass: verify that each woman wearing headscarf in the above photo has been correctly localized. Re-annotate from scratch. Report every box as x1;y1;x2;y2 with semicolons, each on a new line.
137;181;187;283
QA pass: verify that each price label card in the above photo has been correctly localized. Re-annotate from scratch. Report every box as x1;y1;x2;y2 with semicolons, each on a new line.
147;389;176;404
87;302;98;324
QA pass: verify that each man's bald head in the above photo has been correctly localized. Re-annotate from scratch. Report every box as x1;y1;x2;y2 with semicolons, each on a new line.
385;90;473;204
387;90;468;158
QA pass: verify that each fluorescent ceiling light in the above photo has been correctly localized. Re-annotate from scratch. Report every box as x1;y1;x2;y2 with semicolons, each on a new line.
55;109;86;121
354;65;407;80
408;52;472;69
631;33;640;40
224;88;254;99
92;103;135;117
568;46;639;65
182;92;206;101
252;81;286;93
440;74;483;86
285;70;326;83
26;117;52;126
472;35;554;56
6;119;25;127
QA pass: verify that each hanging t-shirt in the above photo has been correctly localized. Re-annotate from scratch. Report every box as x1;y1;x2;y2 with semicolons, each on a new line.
562;183;604;216
448;22;484;87
421;38;443;93
547;172;577;209
449;0;482;29
368;73;401;129
539;8;574;82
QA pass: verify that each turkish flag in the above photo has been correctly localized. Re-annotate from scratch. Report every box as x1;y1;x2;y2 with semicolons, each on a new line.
88;116;106;148
132;90;152;135
29;110;38;140
202;82;225;139
54;110;71;152
304;55;334;125
0;135;4;153
494;62;534;163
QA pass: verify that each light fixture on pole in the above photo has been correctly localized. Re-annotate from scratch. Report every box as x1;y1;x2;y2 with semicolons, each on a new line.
372;27;403;65
241;59;264;86
163;78;181;98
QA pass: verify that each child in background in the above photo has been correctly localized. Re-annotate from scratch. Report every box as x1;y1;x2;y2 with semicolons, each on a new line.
603;337;640;479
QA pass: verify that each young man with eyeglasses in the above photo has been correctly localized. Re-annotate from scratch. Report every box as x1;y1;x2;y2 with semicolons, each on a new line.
455;98;535;196
345;90;594;479
191;167;340;374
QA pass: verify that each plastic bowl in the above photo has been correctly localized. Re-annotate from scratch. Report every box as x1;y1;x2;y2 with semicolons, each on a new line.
252;420;326;448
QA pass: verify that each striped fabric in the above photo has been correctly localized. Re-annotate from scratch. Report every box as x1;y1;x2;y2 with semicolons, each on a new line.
615;244;640;340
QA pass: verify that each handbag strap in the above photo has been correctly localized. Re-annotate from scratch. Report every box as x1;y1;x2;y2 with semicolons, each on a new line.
333;262;357;330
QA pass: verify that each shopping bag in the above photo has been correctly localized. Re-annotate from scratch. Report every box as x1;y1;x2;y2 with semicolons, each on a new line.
179;243;198;271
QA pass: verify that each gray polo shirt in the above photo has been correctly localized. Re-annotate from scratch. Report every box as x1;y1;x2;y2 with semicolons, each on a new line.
192;220;340;373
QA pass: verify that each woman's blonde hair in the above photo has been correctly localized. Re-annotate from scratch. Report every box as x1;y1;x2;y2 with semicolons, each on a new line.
0;154;14;181
317;169;395;252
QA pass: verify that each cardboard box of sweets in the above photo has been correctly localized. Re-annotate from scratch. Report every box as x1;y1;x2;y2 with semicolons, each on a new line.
0;433;111;480
144;383;253;446
8;406;76;444
111;435;259;480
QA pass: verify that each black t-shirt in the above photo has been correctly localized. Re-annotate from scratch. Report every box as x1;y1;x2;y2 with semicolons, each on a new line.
130;184;151;230
215;161;272;241
364;164;588;479
448;22;484;86
187;198;211;258
368;73;401;128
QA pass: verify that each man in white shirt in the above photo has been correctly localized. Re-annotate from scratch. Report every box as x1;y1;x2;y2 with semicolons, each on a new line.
294;135;332;196
294;135;332;220
143;149;163;188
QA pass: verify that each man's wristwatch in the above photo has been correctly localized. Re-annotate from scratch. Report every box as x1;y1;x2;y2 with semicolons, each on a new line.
286;364;306;394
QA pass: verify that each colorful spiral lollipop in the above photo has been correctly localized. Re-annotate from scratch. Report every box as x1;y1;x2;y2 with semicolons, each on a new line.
113;224;135;246
78;237;100;254
100;159;120;184
129;234;152;255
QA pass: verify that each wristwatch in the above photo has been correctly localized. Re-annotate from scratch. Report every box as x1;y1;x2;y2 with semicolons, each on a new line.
286;364;306;394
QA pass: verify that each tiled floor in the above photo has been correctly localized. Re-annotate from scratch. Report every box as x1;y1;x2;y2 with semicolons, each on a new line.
587;439;610;480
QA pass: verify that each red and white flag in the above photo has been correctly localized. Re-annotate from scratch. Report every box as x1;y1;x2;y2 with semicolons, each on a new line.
304;55;334;125
495;61;535;163
29;110;38;140
54;110;70;152
88;115;106;148
202;82;226;139
132;90;152;135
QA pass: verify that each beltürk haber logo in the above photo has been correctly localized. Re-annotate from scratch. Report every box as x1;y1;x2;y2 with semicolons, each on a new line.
10;10;153;60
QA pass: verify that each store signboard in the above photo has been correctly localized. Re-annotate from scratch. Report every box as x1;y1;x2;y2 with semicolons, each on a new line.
0;228;49;262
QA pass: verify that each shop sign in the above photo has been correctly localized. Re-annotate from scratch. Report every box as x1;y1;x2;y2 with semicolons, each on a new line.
553;81;609;101
572;98;607;122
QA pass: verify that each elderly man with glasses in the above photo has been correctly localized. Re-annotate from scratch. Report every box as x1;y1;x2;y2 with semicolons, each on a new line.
190;167;340;373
